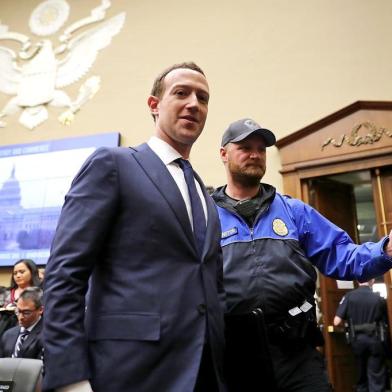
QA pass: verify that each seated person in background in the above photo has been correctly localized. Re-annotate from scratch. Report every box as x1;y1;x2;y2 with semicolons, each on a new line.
0;287;43;359
0;285;15;337
0;259;41;337
0;286;7;308
38;268;45;285
4;259;41;308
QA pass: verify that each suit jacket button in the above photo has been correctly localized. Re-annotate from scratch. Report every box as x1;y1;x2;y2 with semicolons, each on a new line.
197;304;206;315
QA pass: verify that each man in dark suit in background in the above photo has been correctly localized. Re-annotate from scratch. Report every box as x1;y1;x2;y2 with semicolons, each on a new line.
0;287;43;359
43;62;226;392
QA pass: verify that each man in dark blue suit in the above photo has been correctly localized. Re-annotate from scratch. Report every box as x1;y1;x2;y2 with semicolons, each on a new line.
0;287;43;359
43;62;226;392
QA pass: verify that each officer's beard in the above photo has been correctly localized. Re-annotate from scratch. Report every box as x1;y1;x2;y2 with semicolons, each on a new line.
228;160;266;188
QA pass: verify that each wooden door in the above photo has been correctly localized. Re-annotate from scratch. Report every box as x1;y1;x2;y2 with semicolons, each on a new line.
308;178;358;392
372;168;392;339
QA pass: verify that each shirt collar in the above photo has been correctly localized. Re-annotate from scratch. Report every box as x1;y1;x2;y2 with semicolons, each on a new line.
24;316;41;332
147;136;182;166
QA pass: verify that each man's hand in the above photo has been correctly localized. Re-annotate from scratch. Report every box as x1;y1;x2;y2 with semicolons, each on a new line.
333;315;343;327
385;230;392;258
56;381;93;392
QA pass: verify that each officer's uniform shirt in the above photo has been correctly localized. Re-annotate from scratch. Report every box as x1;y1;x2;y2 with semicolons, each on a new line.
336;286;386;325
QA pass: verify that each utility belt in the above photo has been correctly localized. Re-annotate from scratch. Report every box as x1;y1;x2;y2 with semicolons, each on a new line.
266;310;324;348
225;302;324;349
353;322;377;335
345;319;390;346
346;321;388;342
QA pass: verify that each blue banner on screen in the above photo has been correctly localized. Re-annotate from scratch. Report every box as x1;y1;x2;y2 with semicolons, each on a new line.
0;133;120;267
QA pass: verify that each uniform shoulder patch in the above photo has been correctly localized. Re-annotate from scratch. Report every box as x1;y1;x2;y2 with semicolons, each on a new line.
339;296;346;305
272;218;289;236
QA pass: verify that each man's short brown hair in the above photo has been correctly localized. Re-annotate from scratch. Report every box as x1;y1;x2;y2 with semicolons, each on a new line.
150;62;205;98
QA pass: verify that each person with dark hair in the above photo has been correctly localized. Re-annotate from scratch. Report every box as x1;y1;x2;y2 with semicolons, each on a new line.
0;286;43;359
149;62;205;112
5;259;41;307
43;62;225;392
0;259;41;337
38;267;45;284
211;118;392;391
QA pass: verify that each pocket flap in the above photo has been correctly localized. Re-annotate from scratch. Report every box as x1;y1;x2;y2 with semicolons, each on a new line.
88;312;160;341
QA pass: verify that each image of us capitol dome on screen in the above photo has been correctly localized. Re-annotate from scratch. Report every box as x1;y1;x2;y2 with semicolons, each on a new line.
0;133;119;267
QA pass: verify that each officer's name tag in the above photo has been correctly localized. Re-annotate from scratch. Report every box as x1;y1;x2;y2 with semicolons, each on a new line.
222;227;238;239
0;381;14;391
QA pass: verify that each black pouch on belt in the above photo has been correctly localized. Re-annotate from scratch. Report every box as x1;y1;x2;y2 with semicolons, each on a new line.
267;311;323;348
224;308;277;391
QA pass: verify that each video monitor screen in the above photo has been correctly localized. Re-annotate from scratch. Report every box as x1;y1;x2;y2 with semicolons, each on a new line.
0;133;120;267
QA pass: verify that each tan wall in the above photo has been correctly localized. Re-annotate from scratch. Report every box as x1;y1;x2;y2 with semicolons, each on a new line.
0;268;11;287
1;0;392;281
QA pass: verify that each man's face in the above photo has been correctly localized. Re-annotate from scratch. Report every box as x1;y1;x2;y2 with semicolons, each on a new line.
221;134;267;185
16;298;43;329
148;68;209;156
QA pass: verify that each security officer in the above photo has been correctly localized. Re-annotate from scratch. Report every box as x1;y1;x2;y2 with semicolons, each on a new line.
334;280;388;392
211;118;392;391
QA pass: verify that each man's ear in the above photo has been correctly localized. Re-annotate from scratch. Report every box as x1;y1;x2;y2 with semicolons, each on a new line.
220;147;228;163
147;95;159;118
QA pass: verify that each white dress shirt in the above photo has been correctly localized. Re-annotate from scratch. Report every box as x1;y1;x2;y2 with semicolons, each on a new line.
147;136;208;227
26;315;41;332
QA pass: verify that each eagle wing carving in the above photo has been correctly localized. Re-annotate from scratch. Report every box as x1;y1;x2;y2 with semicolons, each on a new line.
56;12;125;88
0;46;22;95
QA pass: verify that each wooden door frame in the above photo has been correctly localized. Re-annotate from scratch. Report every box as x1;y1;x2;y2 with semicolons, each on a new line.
307;178;360;390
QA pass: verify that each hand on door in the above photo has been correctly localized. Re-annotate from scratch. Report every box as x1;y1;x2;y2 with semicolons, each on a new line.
385;230;392;258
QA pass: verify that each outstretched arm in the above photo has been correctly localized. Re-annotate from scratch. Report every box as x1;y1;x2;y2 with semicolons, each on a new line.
290;197;392;281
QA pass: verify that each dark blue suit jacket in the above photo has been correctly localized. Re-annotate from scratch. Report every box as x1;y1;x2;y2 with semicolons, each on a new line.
0;318;43;359
43;144;225;391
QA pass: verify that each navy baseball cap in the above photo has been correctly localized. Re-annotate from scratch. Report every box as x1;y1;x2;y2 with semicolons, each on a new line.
221;118;276;147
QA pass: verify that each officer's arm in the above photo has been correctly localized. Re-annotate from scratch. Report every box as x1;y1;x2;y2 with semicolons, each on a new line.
290;198;392;280
333;315;343;326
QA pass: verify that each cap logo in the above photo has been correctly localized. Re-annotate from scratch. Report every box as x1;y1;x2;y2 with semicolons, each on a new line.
244;119;260;131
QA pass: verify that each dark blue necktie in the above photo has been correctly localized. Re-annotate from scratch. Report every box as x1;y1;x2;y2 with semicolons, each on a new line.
176;158;206;255
13;329;29;358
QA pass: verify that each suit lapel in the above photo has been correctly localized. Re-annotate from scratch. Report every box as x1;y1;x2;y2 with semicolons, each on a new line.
21;318;42;354
8;328;19;355
132;144;195;247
